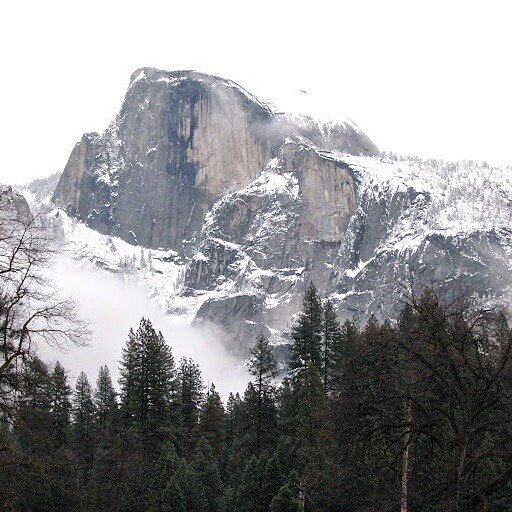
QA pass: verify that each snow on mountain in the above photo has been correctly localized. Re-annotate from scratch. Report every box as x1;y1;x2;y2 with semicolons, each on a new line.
34;151;512;357
20;68;511;356
330;154;512;320
48;210;214;323
342;155;512;242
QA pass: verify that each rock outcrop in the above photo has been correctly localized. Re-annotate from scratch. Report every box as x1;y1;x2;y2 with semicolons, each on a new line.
0;186;32;223
192;293;270;353
51;68;512;356
184;142;356;338
53;69;377;253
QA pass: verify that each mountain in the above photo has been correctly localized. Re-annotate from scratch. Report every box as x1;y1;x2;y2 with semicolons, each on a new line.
1;185;32;223
20;171;61;209
48;68;512;354
52;68;377;251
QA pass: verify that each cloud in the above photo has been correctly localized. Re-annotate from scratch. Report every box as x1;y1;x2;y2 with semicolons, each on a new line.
38;254;249;400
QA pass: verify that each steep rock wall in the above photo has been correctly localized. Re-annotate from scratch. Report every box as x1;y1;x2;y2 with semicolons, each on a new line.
54;69;279;250
184;143;358;349
53;68;378;253
186;143;357;288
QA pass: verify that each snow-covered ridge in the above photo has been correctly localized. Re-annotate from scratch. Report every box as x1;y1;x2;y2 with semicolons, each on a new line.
277;111;361;136
343;154;512;240
48;210;198;320
19;148;512;352
325;154;512;319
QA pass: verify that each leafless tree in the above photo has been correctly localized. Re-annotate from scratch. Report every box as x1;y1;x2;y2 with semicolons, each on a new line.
0;187;88;424
360;288;512;512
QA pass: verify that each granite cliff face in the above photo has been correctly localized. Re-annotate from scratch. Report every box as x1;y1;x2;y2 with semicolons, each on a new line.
328;156;512;323
51;69;512;355
53;68;376;253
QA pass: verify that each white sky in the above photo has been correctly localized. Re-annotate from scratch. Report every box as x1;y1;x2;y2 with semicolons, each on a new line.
1;0;511;185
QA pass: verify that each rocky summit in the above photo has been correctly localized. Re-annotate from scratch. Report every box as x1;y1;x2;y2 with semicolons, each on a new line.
52;68;376;251
49;68;512;354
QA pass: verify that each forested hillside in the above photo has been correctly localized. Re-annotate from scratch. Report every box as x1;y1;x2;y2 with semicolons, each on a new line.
2;283;512;512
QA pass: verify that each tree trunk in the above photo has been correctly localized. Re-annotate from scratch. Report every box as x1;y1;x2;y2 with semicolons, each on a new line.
298;478;306;512
445;443;468;512
400;399;412;512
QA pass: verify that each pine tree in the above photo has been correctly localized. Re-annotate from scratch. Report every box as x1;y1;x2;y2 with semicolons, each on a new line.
94;365;117;433
236;450;286;512
235;455;265;512
119;318;176;434
178;357;204;457
190;438;223;512
247;334;278;456
49;361;72;449
16;356;53;426
238;383;259;453
224;392;245;489
199;383;226;463
225;392;242;448
333;319;359;374
290;283;323;386
88;368;118;511
322;299;341;393
88;443;118;512
276;377;296;445
72;371;96;479
73;372;96;440
295;365;331;511
330;318;361;443
296;365;329;460
16;361;78;510
119;326;140;428
12;357;53;453
6;359;52;510
157;443;200;512
341;316;405;510
262;450;286;508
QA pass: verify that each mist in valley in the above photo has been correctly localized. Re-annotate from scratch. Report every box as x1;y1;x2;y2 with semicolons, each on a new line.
38;253;250;400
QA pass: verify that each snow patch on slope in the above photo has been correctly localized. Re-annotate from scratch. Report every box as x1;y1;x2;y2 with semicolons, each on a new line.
50;211;195;318
342;154;512;252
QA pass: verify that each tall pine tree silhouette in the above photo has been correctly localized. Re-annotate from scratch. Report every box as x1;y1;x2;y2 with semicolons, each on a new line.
322;299;341;393
94;365;117;433
72;371;96;481
290;283;323;386
247;334;278;456
199;383;226;463
119;318;176;434
50;361;72;449
177;357;204;457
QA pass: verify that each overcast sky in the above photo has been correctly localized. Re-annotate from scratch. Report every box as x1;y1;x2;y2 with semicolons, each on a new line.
2;0;511;185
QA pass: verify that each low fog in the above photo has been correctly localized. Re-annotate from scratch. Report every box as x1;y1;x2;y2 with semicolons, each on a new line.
38;254;250;400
